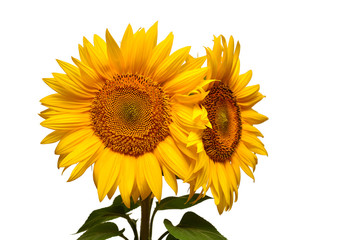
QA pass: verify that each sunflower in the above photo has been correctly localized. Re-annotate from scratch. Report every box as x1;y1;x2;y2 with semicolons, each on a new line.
40;23;211;207
186;35;268;214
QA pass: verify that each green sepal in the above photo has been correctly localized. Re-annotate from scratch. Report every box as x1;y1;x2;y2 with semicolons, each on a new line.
164;211;227;240
155;194;211;211
77;222;125;240
77;195;139;234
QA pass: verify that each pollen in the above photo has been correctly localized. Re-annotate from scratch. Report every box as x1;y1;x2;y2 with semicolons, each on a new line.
202;83;241;162
90;73;171;156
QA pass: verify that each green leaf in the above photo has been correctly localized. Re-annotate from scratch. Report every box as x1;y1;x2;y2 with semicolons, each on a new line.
77;222;124;240
77;195;140;233
164;212;227;240
156;194;211;211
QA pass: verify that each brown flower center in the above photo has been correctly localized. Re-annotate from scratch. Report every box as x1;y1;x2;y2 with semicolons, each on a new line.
90;73;171;156
202;83;241;162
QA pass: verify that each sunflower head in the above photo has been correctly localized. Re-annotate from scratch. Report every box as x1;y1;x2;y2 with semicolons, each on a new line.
40;23;211;207
186;35;268;214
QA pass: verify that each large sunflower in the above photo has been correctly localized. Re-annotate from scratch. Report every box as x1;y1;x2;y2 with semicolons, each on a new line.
40;23;210;207
186;36;268;214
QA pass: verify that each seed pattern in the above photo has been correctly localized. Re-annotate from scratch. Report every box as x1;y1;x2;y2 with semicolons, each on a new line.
202;83;242;162
91;73;171;156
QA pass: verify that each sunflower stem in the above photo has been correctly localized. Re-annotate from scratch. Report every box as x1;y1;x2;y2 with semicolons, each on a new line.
149;207;158;239
140;196;152;240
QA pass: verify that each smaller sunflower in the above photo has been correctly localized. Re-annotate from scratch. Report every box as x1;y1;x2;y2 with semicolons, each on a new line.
186;36;268;214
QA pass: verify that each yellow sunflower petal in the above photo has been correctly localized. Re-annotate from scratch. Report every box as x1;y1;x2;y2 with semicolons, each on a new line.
72;57;104;89
105;29;125;74
179;55;206;73
41;113;91;130
58;134;101;168
237;92;265;109
153;46;191;83
216;162;231;206
40;93;91;112
141;153;162;201
242;123;264;138
155;137;188;179
67;148;99;182
120;24;134;60
144;32;173;77
242;134;268;156
55;128;93;154
242;109;268;125
236;142;257;169
162;165;178;194
163;68;207;94
231;70;252;94
95;150;122;201
136;156;152;200
41;130;65;144
83;38;112;79
119;155;136;208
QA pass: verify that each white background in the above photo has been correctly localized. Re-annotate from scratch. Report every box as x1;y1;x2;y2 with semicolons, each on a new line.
1;0;359;239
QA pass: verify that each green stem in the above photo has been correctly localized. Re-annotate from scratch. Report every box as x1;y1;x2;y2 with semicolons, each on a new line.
149;207;158;239
124;214;139;240
158;231;169;240
119;234;129;240
140;196;153;240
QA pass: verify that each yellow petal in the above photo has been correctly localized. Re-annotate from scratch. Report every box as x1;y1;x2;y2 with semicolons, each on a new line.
142;153;162;201
68;144;104;182
136;156;152;200
129;28;146;73
56;59;81;86
179;56;206;73
41;113;91;130
105;29;125;74
41;130;65;144
145;33;173;77
119;155;136;208
232;70;252;94
40;93;91;112
242;109;268;125
96;150;122;201
216;162;231;206
210;162;220;205
58;134;101;168
225;161;238;201
154;137;188;179
162;165;178;194
141;22;158;72
239;159;255;181
242;134;268;156
169;124;198;160
242;123;264;138
231;156;241;187
72;57;104;89
42;76;91;99
55;128;93;155
94;34;107;57
153;46;190;83
120;24;134;60
171;88;209;105
39;108;57;119
237;92;265;109
205;47;218;80
235;142;257;169
163;68;207;94
236;84;260;99
83;39;112;79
